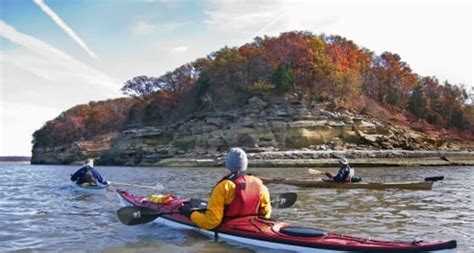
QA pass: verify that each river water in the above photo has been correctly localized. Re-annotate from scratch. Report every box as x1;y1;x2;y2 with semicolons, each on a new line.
0;163;472;252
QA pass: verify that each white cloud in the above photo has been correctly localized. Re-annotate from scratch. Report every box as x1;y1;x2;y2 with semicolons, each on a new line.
203;0;472;87
33;0;98;60
0;20;122;155
133;20;158;34
143;0;183;5
171;46;188;53
132;20;187;35
204;0;283;35
247;11;286;43
0;20;120;91
203;0;342;45
0;100;62;156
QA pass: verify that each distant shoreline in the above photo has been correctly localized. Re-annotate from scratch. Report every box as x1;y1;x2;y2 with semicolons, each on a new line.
0;156;31;162
29;148;474;167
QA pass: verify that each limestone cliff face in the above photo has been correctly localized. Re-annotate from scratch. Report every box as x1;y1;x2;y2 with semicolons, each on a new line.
32;96;457;166
31;132;117;164
91;96;441;166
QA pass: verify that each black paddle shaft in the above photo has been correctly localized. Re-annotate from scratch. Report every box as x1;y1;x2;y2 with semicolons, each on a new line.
424;176;444;182
117;206;205;225
117;206;173;225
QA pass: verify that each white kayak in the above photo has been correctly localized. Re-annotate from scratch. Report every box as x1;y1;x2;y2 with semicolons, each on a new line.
73;182;109;194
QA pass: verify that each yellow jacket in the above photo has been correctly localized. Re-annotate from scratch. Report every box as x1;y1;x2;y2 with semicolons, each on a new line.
190;177;271;230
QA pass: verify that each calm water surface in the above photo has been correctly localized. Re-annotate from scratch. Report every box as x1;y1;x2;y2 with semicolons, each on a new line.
0;163;472;252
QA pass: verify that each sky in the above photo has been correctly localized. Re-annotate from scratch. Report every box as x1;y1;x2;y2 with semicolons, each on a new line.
0;0;472;156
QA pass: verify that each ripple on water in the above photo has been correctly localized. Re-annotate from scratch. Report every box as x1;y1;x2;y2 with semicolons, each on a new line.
0;164;473;252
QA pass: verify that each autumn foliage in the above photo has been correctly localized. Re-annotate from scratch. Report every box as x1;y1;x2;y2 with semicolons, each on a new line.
32;31;474;148
32;98;133;148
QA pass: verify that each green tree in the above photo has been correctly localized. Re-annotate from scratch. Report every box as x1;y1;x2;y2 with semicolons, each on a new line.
408;85;428;117
271;65;295;93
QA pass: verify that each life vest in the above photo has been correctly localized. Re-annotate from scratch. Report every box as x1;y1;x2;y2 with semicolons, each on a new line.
223;172;262;218
334;165;354;182
79;167;96;185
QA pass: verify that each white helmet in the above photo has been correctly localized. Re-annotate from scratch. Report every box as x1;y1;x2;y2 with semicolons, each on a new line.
84;159;94;167
338;158;348;165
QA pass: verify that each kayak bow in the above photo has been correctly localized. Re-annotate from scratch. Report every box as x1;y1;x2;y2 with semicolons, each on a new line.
116;189;456;253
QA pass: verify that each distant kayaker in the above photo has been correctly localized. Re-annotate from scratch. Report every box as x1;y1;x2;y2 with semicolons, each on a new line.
324;158;355;182
70;159;108;185
179;148;272;230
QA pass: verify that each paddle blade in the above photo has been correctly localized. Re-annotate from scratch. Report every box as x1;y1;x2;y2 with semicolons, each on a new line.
117;206;163;225
308;169;324;176
425;176;444;182
272;192;297;208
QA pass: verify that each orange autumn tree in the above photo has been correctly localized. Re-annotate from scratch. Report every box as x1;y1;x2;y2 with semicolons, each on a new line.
32;98;133;147
365;52;419;108
318;35;372;106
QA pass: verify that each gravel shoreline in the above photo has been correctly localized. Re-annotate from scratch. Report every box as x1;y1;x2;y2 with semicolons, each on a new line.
149;150;474;168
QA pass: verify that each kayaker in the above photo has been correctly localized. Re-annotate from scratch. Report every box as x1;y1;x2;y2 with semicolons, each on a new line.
180;148;272;230
70;159;108;185
324;158;354;182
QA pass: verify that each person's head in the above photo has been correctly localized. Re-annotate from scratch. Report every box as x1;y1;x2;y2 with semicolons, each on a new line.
84;159;94;167
338;158;348;165
226;148;248;173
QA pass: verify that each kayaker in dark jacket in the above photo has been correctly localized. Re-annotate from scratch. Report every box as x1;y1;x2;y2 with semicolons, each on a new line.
70;159;108;185
325;158;354;182
180;148;271;230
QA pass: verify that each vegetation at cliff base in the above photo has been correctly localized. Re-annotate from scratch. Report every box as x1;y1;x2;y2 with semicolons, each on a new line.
32;31;474;148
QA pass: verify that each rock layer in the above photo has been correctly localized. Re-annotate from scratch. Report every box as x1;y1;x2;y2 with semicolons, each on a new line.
31;97;474;166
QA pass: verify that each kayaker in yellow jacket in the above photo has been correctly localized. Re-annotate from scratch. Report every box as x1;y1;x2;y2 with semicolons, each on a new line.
179;148;271;230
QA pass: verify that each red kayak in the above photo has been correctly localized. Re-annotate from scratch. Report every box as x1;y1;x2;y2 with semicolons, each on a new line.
117;190;456;252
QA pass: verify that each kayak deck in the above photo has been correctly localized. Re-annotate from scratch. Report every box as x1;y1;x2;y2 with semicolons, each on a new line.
73;182;109;193
261;177;434;190
117;190;456;252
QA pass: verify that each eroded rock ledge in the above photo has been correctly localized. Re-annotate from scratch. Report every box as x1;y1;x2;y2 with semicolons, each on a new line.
31;97;474;167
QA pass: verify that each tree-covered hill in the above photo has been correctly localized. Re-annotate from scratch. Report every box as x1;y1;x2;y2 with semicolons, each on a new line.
32;31;474;150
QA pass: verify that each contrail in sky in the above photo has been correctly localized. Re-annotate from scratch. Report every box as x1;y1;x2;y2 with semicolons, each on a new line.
0;20;118;91
250;12;286;40
33;0;98;59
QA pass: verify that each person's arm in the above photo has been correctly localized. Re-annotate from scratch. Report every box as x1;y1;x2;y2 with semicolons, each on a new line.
91;168;106;184
259;184;272;219
70;167;84;181
190;180;235;230
325;172;334;179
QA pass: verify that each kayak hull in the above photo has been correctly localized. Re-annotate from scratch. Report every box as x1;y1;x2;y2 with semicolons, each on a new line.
261;177;434;190
73;182;109;194
117;190;456;252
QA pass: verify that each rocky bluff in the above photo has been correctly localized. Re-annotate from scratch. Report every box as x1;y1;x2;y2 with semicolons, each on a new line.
32;96;473;166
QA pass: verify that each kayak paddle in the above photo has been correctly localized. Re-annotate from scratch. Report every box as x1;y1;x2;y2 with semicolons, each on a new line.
424;176;444;182
108;181;164;190
308;169;325;176
271;192;297;208
117;192;298;226
117;206;206;225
